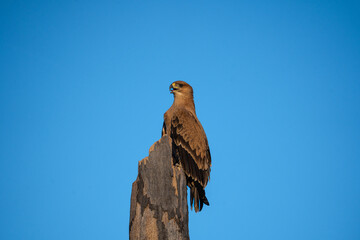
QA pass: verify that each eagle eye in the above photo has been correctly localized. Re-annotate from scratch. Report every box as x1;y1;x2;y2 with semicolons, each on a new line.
178;83;183;87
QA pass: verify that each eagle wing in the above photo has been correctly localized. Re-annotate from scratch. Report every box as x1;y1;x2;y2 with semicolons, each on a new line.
169;108;211;211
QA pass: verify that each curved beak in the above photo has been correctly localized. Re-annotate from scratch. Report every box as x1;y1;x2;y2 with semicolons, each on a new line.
169;83;175;94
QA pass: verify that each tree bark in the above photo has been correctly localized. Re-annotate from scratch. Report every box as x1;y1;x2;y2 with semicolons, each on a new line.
129;135;189;240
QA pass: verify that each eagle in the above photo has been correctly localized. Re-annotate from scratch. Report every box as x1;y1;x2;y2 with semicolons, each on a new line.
162;81;211;212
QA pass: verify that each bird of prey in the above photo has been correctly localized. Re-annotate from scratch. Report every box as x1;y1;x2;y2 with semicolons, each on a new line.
162;81;211;212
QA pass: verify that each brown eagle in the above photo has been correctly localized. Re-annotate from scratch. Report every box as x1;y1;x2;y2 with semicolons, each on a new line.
162;81;211;212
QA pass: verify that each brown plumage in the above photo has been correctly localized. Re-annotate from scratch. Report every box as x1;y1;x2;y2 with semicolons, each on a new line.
162;81;211;212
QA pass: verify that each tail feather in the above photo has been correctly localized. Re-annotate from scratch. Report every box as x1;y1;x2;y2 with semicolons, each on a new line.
190;185;194;211
189;180;210;212
194;187;200;212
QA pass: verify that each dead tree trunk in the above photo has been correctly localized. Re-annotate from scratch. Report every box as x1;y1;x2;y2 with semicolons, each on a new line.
129;135;189;240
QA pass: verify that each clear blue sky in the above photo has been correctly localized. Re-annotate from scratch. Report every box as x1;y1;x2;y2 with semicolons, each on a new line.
1;1;359;239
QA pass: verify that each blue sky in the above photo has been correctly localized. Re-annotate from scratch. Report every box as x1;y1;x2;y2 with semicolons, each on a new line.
1;1;359;239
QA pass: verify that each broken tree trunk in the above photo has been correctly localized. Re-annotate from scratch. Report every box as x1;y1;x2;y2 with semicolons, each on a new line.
129;135;189;240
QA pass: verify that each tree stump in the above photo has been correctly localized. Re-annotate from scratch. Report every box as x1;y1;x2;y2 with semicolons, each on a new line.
129;135;189;240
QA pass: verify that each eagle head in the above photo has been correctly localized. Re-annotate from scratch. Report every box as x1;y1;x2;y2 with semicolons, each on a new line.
169;81;193;97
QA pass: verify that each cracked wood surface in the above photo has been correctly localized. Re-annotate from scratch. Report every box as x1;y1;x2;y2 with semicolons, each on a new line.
129;136;189;240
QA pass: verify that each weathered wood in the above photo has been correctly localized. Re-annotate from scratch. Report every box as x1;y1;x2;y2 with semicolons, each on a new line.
129;135;189;240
